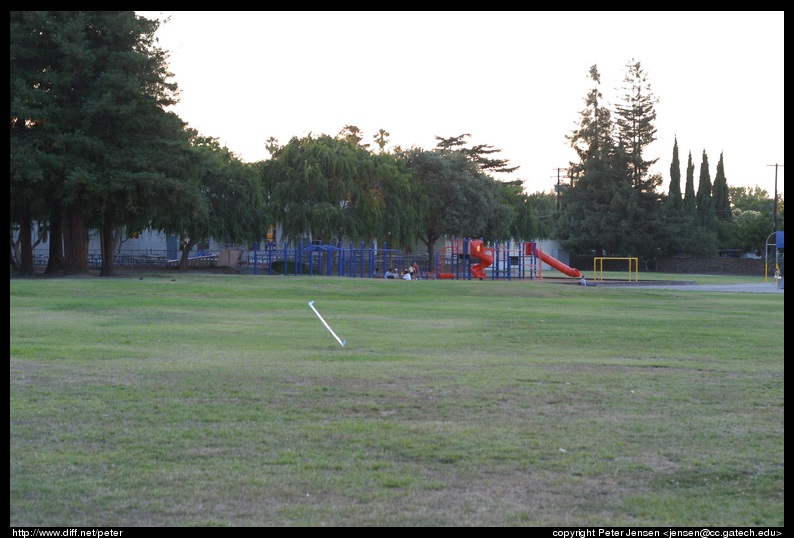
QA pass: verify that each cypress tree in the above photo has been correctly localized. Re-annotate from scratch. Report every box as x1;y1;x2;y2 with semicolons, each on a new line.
696;150;715;230
683;151;696;218
712;152;731;222
667;137;683;213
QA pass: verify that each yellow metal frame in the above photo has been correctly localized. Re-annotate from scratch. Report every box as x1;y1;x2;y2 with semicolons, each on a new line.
594;257;638;281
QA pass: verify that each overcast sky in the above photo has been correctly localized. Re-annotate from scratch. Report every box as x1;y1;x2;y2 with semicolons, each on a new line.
139;11;784;197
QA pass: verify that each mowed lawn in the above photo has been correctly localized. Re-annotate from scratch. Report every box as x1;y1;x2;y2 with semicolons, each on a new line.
10;273;784;527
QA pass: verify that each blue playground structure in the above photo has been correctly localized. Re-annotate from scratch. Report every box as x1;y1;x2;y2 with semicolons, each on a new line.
247;240;412;278
242;237;580;281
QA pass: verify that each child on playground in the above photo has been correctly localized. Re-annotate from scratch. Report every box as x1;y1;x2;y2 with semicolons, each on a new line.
412;261;421;279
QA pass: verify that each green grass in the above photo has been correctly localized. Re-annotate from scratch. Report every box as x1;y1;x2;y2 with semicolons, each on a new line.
10;272;784;526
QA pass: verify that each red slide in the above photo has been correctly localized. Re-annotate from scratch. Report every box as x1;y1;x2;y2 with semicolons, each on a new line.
537;247;581;278
469;240;493;280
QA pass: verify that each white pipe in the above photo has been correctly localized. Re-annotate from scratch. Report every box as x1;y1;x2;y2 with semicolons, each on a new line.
308;301;346;347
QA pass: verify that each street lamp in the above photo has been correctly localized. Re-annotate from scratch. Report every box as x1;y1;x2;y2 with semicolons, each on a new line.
765;232;777;282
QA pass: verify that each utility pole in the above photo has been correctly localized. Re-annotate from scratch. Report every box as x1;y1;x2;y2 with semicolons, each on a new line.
767;163;783;267
553;168;569;211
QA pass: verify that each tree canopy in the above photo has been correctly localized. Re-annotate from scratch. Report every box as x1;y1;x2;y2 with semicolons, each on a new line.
10;11;205;275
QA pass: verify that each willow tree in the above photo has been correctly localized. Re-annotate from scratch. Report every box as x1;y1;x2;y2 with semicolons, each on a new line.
263;132;419;248
146;134;265;272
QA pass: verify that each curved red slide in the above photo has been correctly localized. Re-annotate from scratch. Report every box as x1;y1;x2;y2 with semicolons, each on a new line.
469;240;493;280
537;247;581;278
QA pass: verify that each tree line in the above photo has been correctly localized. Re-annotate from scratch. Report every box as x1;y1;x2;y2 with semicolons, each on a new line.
10;12;782;277
555;63;782;261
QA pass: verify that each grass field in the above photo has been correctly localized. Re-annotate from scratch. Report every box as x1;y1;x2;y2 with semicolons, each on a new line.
9;272;784;527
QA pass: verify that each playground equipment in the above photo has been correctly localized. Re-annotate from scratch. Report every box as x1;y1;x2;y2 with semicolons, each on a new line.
247;240;409;277
437;239;493;280
593;257;637;282
536;245;582;278
237;237;583;282
470;240;493;279
435;238;581;280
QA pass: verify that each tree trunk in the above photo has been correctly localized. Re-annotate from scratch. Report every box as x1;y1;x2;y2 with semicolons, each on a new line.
62;204;89;275
15;209;36;276
179;237;196;271
424;231;438;273
99;221;117;277
10;233;20;272
44;202;66;275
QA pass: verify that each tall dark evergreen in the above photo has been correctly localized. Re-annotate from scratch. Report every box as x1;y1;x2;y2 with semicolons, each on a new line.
696;150;715;230
556;65;621;255
682;151;696;218
712;152;731;222
10;11;198;276
667;137;683;213
558;62;665;258
10;11;55;275
613;60;659;192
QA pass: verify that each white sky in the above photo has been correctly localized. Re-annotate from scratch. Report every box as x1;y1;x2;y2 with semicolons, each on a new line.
138;11;784;197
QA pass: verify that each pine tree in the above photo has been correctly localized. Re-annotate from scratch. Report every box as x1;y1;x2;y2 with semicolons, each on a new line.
605;60;665;257
434;134;519;175
613;60;659;192
557;65;623;255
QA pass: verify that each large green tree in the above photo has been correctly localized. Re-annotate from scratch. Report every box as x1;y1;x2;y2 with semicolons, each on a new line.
612;60;665;257
724;186;780;256
11;11;65;275
157;136;265;271
558;61;667;258
614;60;659;192
10;11;200;276
499;181;543;242
263;131;420;248
557;64;623;255
401;148;511;263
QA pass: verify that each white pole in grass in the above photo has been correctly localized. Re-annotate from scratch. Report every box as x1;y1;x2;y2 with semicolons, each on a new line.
308;301;346;347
